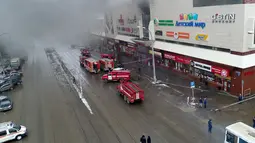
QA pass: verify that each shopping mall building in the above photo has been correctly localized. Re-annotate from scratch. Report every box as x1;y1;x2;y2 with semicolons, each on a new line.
91;0;255;96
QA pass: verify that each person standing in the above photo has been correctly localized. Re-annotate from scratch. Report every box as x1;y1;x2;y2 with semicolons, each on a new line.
203;98;207;108
187;96;190;105
208;119;212;133
199;98;203;108
253;117;255;128
140;135;146;143
72;76;76;84
147;136;151;143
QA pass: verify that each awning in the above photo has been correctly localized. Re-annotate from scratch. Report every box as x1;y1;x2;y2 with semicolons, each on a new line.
153;41;255;69
114;35;135;44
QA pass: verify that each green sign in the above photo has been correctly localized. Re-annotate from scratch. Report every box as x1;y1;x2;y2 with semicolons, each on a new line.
154;18;174;26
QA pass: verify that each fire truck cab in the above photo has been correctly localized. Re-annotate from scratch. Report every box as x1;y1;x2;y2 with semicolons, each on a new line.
80;49;91;57
99;58;114;72
116;81;144;104
101;70;130;82
79;56;88;67
83;58;100;73
100;53;114;59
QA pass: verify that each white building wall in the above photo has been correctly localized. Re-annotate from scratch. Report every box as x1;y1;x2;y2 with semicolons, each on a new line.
150;0;245;52
111;2;142;37
244;4;255;51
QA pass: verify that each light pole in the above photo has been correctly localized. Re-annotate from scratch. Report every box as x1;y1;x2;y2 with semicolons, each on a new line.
137;26;157;84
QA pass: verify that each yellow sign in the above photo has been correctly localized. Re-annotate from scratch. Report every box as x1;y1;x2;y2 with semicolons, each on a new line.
149;50;162;57
195;34;208;41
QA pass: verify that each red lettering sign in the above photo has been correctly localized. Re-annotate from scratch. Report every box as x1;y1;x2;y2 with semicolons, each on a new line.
164;53;191;64
244;71;255;76
211;66;229;77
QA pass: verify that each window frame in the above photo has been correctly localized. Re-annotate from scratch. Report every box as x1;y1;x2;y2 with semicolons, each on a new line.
0;130;7;136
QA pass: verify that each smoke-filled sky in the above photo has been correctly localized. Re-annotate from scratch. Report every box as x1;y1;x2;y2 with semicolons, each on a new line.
0;0;133;56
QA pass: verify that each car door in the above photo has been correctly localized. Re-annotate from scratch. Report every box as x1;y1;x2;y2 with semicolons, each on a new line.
1;82;11;92
0;130;9;142
8;128;18;140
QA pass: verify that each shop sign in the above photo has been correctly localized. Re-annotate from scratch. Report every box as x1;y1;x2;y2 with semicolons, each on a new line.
118;14;124;25
149;50;162;57
244;70;255;76
154;18;174;26
117;27;139;34
211;66;229;77
176;13;206;29
164;53;191;64
212;13;236;23
244;0;255;4
195;34;208;41
192;61;229;77
127;43;135;48
193;61;211;72
127;15;137;24
166;31;190;39
155;30;163;36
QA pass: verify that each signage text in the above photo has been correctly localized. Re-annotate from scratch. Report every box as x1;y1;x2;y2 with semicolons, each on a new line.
195;34;208;41
127;15;137;24
176;13;206;29
212;13;236;23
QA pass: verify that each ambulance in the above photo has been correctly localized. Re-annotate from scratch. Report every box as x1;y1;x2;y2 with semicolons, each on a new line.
83;58;100;73
99;58;114;72
101;70;130;82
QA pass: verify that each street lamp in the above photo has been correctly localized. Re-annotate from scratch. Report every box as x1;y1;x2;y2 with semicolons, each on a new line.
137;26;157;84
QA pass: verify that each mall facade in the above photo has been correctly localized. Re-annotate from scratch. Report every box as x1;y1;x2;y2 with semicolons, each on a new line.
92;0;255;96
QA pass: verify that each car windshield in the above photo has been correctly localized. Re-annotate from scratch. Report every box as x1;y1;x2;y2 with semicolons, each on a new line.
13;124;21;131
0;100;11;107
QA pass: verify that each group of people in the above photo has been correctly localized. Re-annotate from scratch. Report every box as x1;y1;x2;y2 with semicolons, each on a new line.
199;97;207;108
140;135;151;143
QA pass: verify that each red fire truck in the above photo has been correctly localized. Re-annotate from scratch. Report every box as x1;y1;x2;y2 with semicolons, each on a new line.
83;58;100;73
101;70;130;82
79;56;88;67
80;49;91;57
100;53;114;59
116;81;144;104
99;58;114;71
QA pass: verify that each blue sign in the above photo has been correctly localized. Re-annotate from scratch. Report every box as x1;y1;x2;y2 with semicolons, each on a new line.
190;81;195;88
176;13;206;29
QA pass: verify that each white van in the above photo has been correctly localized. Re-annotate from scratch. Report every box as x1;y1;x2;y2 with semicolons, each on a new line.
0;121;27;142
224;122;255;143
10;58;21;70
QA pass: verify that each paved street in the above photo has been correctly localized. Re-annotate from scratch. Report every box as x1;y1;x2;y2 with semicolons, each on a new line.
0;43;226;143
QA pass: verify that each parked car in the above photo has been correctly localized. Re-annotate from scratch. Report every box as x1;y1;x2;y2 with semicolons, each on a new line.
0;80;13;92
5;73;22;85
0;121;27;142
0;96;12;112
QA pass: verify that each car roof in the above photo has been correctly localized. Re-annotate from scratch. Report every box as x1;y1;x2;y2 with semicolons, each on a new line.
226;122;255;142
0;96;8;100
11;58;20;62
0;121;13;131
